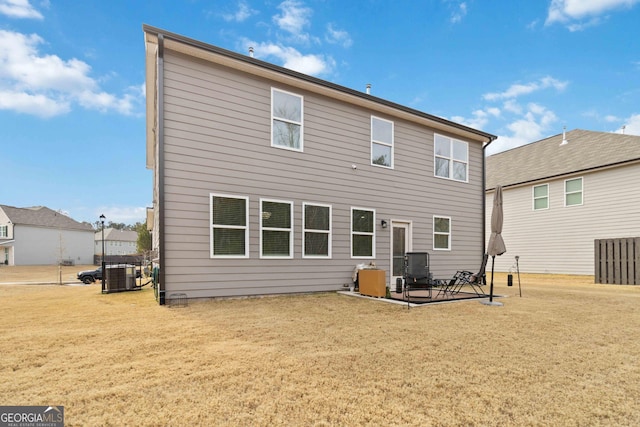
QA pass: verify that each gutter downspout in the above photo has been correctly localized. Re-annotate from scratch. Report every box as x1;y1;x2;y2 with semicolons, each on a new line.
157;33;166;305
482;136;497;255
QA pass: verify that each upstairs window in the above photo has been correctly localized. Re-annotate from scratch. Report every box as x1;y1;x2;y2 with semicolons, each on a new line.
371;116;393;168
303;203;331;258
272;88;303;151
210;194;249;258
261;199;293;258
435;134;468;182
565;177;583;206
351;208;375;258
533;184;549;210
433;216;451;250
0;225;7;238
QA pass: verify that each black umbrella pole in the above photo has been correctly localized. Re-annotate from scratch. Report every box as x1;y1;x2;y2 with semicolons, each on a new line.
489;256;495;302
516;256;522;297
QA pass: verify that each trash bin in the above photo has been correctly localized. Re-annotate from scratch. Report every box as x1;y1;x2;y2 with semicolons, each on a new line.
396;277;403;293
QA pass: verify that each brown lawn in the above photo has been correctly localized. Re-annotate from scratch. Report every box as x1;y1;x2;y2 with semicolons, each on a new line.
1;266;639;426
0;264;97;284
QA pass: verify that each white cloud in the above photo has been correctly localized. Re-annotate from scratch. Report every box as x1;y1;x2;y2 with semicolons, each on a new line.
483;76;568;101
503;99;523;114
0;29;142;117
452;107;500;130
565;17;604;31
546;0;640;29
237;1;348;78
325;23;352;48
527;19;540;30
249;40;334;76
621;113;640;135
97;206;148;225
273;0;312;43
0;0;43;19
450;2;468;23
222;1;258;22
486;103;558;154
487;107;501;117
0;89;68;116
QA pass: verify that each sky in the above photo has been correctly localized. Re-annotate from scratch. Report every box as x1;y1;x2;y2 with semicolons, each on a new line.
1;0;639;225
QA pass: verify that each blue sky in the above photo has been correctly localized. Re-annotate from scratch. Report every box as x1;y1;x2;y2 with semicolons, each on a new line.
1;0;639;225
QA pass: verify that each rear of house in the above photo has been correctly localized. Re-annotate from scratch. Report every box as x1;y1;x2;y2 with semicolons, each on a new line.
144;26;496;303
486;129;640;275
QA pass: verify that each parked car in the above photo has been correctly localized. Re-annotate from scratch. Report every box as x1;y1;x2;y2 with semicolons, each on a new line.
77;267;102;284
77;265;141;284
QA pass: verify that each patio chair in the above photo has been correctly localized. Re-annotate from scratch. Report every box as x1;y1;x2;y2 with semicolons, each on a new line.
449;253;488;296
403;252;432;307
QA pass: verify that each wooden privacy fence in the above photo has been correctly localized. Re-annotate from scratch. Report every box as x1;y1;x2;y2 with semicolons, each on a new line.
594;237;640;285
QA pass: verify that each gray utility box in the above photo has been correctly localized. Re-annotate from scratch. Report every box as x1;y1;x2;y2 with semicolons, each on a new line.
105;265;136;292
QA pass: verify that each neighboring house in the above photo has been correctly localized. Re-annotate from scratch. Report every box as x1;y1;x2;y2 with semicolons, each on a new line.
95;228;139;256
143;25;496;303
0;205;94;266
486;129;640;275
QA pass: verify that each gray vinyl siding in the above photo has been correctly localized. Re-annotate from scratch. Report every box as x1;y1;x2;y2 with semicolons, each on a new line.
160;50;486;298
486;163;640;275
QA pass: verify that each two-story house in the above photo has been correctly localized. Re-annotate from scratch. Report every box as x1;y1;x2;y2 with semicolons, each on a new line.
0;205;94;266
143;25;496;303
95;228;139;257
486;129;640;275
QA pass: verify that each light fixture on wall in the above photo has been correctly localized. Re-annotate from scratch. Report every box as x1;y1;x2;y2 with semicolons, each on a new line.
381;219;388;228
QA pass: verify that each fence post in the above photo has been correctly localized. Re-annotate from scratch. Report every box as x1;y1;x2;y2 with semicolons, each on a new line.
635;237;640;285
594;239;600;284
621;239;629;285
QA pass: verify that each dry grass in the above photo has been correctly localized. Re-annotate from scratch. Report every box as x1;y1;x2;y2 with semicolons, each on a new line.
1;267;640;426
0;264;96;284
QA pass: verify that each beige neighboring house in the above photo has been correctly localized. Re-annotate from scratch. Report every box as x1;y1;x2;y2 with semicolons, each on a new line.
486;129;640;275
144;25;496;303
0;205;94;266
95;228;139;256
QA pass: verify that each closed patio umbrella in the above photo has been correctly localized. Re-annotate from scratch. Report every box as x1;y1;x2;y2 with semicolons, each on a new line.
485;185;506;305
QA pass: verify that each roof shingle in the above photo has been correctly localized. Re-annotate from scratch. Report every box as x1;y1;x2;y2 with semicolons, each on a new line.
0;205;94;231
486;129;640;189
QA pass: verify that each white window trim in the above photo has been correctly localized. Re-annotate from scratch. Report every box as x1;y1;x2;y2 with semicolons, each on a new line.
433;215;452;251
370;116;394;169
0;225;8;238
434;134;469;183
271;87;304;152
210;193;249;259
564;177;583;207
533;183;550;211
260;198;294;259
302;202;332;259
351;207;376;259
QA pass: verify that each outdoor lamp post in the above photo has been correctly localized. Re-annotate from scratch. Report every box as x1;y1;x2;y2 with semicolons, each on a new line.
100;214;105;292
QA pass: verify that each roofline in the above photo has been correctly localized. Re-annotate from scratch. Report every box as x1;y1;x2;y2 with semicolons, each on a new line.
142;24;496;144
486;157;640;191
